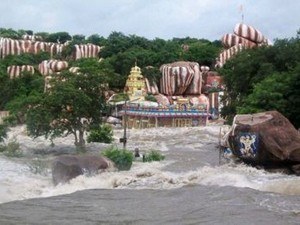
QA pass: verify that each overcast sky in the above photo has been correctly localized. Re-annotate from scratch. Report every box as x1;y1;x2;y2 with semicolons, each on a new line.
0;0;299;42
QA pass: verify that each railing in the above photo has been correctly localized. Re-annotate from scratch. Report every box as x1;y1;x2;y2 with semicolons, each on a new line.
122;104;208;113
119;104;210;119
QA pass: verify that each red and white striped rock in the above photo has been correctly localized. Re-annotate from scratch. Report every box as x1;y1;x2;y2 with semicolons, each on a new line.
73;43;102;60
160;61;201;96
0;38;65;58
216;44;244;68
69;67;80;74
38;60;68;76
221;33;257;49
7;65;34;79
22;34;43;41
145;78;159;95
234;23;265;43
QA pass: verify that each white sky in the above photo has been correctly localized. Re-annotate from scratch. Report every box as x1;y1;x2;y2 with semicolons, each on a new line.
0;0;299;42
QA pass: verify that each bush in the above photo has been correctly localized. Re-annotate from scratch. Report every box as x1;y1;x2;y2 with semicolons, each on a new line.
110;93;129;102
145;94;157;102
27;158;49;175
1;140;23;157
102;146;133;170
0;124;7;142
0;144;5;153
143;150;165;162
87;124;113;143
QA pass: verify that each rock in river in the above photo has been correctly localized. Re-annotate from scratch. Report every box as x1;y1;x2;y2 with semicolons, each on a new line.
52;155;115;185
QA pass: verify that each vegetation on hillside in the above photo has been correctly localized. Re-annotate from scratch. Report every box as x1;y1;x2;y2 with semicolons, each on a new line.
219;30;300;128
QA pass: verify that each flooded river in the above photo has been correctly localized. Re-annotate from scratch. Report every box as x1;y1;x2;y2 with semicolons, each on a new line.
0;125;299;224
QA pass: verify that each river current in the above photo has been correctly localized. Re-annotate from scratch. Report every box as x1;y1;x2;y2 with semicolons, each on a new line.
0;125;299;224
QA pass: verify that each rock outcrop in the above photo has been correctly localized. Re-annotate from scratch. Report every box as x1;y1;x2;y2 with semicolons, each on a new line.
159;61;202;96
216;23;271;68
223;111;300;174
52;155;115;185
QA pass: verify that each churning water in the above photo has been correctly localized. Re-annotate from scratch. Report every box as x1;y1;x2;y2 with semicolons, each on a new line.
0;125;299;224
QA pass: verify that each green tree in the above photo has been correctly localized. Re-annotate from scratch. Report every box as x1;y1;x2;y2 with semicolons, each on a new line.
3;72;44;124
219;31;300;127
45;32;72;44
0;124;7;143
3;52;50;66
26;59;111;149
87;34;107;45
87;124;113;143
18;29;33;36
0;52;47;111
0;28;21;39
72;34;85;42
100;32;131;58
280;63;300;128
35;32;49;40
238;71;290;114
182;41;220;67
142;66;161;84
102;146;133;171
237;64;300;128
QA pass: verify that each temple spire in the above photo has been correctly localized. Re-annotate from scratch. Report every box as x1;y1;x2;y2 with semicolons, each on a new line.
124;63;146;101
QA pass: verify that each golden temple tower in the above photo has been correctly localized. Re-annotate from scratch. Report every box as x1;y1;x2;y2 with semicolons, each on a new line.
124;63;146;101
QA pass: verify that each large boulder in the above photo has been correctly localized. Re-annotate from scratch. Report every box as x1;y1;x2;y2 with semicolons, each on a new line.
226;111;300;171
233;23;265;44
216;23;271;68
52;155;115;185
159;61;201;96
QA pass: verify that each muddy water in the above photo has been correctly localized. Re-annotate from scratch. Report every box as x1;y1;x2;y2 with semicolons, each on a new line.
0;125;299;224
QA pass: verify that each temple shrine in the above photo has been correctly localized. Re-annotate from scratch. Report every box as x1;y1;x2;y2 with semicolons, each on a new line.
121;103;209;129
120;64;210;129
124;63;146;101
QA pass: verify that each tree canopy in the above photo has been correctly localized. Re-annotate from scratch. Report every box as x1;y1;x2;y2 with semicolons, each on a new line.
26;59;113;148
219;31;300;128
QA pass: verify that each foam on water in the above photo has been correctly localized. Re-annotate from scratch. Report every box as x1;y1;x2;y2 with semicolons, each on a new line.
0;157;51;203
2;155;300;205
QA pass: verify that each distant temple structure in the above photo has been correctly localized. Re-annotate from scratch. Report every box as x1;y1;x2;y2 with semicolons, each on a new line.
121;104;209;129
120;63;209;128
124;63;146;101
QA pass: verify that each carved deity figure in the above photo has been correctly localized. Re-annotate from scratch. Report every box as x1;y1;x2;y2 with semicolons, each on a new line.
239;134;256;157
